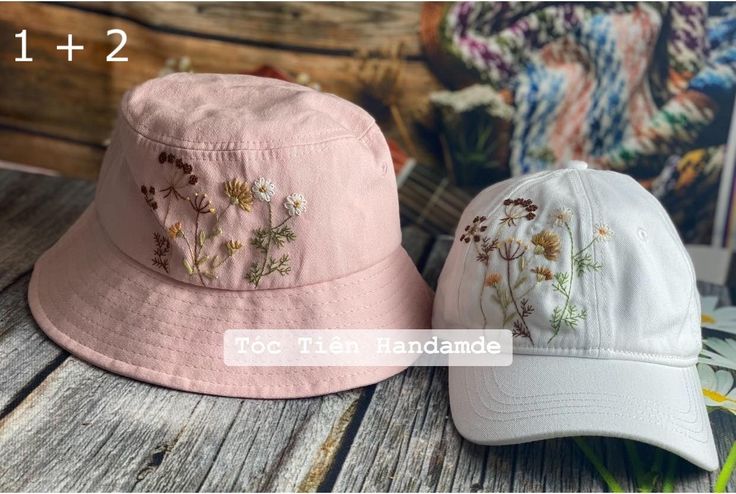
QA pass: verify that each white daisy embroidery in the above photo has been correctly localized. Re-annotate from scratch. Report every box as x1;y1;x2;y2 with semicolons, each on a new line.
284;193;307;217
552;207;573;227
594;223;614;241
252;177;275;202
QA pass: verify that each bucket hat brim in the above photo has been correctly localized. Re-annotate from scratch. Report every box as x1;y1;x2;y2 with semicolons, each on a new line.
29;205;433;398
449;354;719;471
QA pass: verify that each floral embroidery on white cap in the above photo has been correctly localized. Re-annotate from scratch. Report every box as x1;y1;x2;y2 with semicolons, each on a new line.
460;199;613;345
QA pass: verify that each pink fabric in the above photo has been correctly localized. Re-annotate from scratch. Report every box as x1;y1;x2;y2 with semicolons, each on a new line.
28;73;433;398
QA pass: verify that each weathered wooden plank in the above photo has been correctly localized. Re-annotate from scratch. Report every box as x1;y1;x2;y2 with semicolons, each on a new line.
73;2;424;56
0;353;366;491
0;170;94;291
0;274;66;416
0;128;104;180
332;237;457;492
0;4;441;176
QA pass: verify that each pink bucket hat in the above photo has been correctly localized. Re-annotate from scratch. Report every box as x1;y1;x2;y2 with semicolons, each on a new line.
28;73;433;399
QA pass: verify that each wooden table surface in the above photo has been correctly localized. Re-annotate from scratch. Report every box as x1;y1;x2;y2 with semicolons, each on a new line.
1;169;735;492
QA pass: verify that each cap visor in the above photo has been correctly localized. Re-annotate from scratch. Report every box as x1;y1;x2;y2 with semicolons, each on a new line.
449;355;718;471
29;205;433;398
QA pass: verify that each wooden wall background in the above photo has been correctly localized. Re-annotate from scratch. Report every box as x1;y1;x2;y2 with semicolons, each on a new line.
0;2;442;179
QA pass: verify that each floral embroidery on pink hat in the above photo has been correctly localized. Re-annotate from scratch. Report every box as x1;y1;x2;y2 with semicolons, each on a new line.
140;156;307;288
246;178;307;287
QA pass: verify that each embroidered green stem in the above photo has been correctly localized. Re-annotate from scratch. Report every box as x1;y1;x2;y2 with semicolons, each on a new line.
716;441;736;493
473;241;490;329
258;203;274;280
495;283;513;326
573;438;624;493
192;210;206;285
479;283;489;329
550;223;575;341
247;202;297;287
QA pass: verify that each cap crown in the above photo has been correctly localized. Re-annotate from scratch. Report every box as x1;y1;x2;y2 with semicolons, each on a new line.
96;73;400;290
434;168;701;365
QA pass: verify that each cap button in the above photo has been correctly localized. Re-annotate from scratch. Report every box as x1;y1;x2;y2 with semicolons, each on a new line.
566;160;589;170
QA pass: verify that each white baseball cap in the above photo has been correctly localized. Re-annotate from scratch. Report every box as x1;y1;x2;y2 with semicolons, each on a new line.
434;162;718;471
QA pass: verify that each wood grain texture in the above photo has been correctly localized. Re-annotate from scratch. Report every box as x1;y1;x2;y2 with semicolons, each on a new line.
0;3;441;177
0;128;104;180
72;2;424;56
0;341;366;491
0;170;94;290
0;274;66;416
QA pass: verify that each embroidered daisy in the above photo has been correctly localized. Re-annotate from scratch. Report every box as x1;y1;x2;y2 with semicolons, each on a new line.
552;207;573;226
698;363;736;414
284;193;307;217
594;223;614;241
252;177;276;202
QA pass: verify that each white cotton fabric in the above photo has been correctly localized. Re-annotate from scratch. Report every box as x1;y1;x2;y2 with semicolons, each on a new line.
435;163;718;471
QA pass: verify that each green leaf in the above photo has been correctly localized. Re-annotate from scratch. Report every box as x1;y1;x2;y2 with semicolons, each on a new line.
513;274;529;290
182;259;194;275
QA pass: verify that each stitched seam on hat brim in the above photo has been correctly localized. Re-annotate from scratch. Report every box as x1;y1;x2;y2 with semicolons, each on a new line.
120;107;375;152
457;366;708;441
484;363;699;421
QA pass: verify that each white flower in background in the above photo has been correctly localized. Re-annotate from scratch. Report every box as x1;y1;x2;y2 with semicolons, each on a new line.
252;178;275;202
284;193;307;217
700;337;736;372
701;296;736;335
698;363;736;414
594;223;614;241
552;207;573;226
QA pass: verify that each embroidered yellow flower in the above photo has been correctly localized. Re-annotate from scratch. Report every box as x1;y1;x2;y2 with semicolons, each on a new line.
531;230;561;261
485;272;502;287
226;240;242;256
531;266;554;282
224;179;253;212
168;222;183;239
